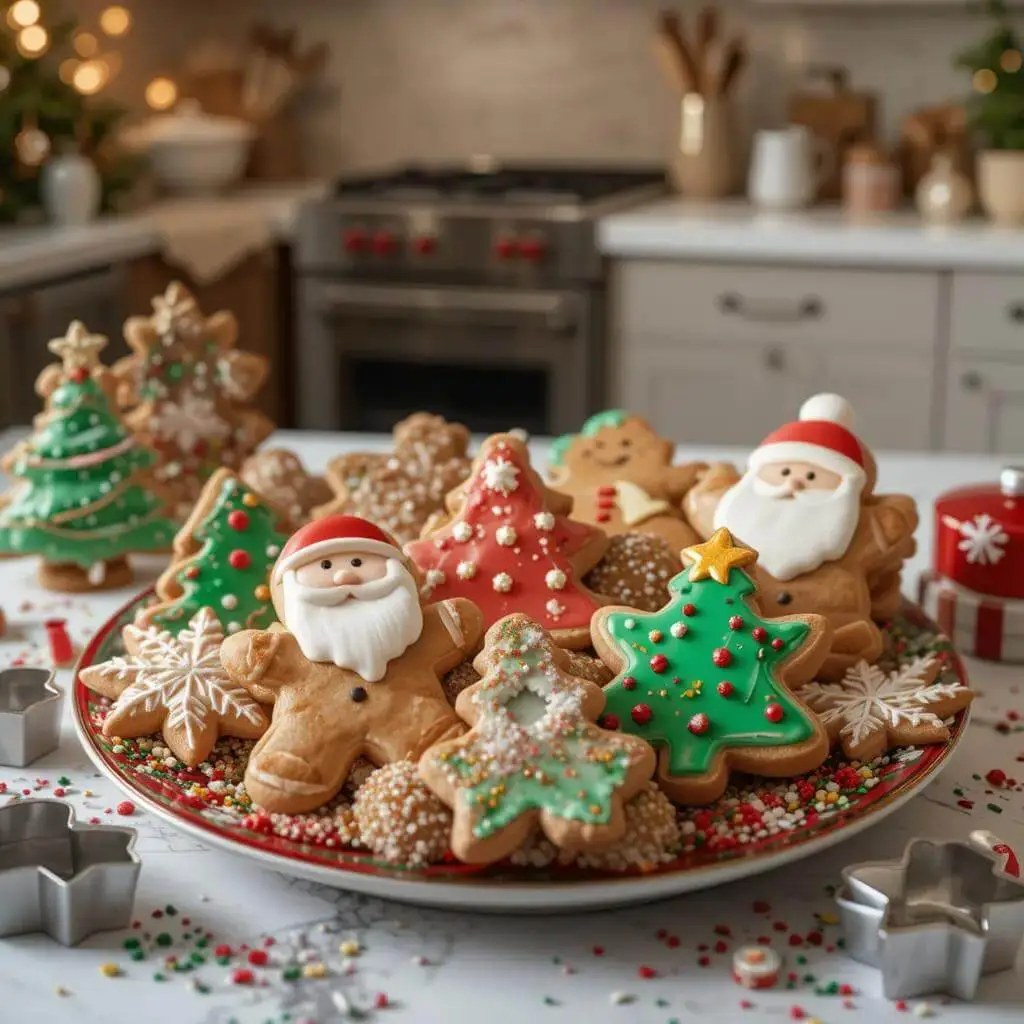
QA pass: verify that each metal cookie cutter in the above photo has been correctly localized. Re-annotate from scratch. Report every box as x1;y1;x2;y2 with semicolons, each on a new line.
0;667;63;767
837;830;1024;1000
0;799;140;945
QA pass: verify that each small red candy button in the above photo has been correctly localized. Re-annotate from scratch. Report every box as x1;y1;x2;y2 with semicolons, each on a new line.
717;680;734;697
764;703;784;723
752;627;768;643
622;675;637;690
228;550;251;570
712;647;733;668
771;638;785;651
688;713;710;735
631;704;653;726
729;615;745;630
650;654;669;674
683;603;697;616
601;713;620;730
227;510;250;531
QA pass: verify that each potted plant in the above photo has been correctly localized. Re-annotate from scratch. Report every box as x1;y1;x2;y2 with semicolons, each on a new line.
957;1;1024;225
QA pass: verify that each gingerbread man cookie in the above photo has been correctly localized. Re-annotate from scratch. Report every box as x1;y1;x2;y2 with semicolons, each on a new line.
219;515;483;814
405;433;609;648
419;614;656;864
240;449;331;528
684;394;918;679
548;410;705;551
591;529;831;805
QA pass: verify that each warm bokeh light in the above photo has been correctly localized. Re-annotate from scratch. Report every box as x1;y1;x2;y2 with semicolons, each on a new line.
7;0;40;29
99;5;131;37
1001;49;1023;73
16;24;48;57
0;67;10;92
59;58;78;84
73;31;98;57
73;59;108;95
145;76;178;111
974;68;998;94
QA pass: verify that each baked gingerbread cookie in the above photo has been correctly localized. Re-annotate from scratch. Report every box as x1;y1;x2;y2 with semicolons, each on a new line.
419;614;656;864
405;433;609;649
591;528;831;805
240;449;331;527
81;607;269;767
219;514;483;814
548;410;705;551
683;394;918;679
585;532;682;613
315;413;472;544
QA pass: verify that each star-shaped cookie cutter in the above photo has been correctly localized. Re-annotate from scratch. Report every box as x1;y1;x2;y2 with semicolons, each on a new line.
836;830;1024;1000
0;667;63;767
0;799;140;945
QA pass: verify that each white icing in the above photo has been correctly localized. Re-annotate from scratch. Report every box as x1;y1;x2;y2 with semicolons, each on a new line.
456;560;477;580
496;525;517;547
482;457;520;496
221;594;239;610
544;569;567;591
533;511;555;531
452;522;473;543
492;572;513;593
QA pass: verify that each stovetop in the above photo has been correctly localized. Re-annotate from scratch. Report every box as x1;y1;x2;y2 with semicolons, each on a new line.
333;163;666;205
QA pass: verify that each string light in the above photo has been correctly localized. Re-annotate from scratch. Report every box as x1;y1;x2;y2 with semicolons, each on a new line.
59;59;79;84
7;0;40;29
145;76;178;111
73;31;98;57
0;67;10;92
99;5;131;36
16;24;48;57
973;68;998;94
72;60;108;95
1001;49;1023;73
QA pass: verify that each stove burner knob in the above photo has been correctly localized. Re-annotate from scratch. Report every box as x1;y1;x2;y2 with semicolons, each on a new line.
495;236;519;260
343;228;368;253
412;235;437;256
372;230;399;255
520;236;547;262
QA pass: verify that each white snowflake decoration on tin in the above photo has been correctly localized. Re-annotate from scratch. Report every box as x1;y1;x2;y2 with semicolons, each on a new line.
482;456;520;496
151;391;231;451
951;513;1009;566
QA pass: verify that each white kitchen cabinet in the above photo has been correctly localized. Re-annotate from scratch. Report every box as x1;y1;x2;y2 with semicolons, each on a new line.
944;356;1024;453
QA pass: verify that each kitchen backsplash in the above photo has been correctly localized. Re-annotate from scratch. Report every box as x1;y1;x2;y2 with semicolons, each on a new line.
94;0;1022;174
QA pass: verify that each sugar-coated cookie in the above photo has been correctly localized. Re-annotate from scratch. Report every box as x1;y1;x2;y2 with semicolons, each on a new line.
219;514;482;814
585;531;682;612
684;394;918;679
406;433;609;649
591;528;831;805
419;614;656;865
548;410;704;550
240;449;332;527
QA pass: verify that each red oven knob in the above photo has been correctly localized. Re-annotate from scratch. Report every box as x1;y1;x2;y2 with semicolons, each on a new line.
412;235;437;256
520;236;547;262
495;236;519;260
343;228;367;253
372;230;399;255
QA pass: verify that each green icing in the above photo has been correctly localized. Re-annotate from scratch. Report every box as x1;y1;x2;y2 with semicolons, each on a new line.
0;374;176;567
440;622;631;839
601;566;814;776
548;409;630;466
148;476;289;636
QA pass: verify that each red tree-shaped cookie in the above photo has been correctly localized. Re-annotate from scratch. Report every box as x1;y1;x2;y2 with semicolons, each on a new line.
405;434;608;648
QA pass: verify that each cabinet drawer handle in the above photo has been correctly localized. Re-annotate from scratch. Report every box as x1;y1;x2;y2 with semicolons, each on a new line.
764;347;786;372
717;292;823;323
961;371;983;391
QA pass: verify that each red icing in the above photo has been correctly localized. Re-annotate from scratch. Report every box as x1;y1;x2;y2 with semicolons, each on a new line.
227;510;250;531
406;439;603;632
601;713;620;730
70;367;89;384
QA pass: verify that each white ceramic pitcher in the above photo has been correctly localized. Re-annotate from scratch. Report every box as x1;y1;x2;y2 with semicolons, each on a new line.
748;126;833;210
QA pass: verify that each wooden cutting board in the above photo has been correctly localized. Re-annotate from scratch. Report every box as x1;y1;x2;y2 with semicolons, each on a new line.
788;66;877;201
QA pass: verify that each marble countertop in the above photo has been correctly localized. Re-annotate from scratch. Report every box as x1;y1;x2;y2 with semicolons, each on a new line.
599;197;1024;270
1;429;1023;1023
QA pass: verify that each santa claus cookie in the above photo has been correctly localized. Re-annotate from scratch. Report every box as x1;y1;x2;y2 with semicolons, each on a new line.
219;515;483;814
405;433;609;648
591;529;831;805
548;410;705;551
683;394;918;680
419;614;656;864
240;449;331;528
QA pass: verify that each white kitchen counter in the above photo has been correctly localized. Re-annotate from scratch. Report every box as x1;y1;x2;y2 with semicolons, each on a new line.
0;182;325;291
599;197;1024;270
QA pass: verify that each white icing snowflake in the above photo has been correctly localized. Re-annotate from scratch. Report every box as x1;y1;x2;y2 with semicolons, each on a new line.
456;560;477;580
496;526;517;547
545;569;567;591
150;391;230;451
534;511;555;531
482;457;519;496
452;522;473;543
801;656;965;750
951;513;1010;566
492;572;513;593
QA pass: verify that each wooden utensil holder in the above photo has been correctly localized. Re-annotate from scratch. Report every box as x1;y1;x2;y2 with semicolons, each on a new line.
669;93;738;199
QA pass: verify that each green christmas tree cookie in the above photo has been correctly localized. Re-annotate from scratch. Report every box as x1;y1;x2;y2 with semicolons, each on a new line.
0;321;176;592
591;528;831;805
139;468;290;636
419;613;655;864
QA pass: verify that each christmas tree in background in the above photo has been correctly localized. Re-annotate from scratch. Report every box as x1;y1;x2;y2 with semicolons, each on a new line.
0;320;176;590
142;469;290;636
405;433;608;645
592;528;824;803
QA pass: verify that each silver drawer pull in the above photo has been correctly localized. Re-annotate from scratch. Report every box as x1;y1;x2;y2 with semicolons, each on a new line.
961;371;983;391
717;292;823;323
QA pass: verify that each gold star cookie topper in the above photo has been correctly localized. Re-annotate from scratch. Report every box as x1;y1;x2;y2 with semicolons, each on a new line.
47;320;108;371
151;281;203;337
683;527;757;584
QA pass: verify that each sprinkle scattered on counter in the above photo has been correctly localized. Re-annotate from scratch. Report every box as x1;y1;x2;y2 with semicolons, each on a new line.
99;963;122;978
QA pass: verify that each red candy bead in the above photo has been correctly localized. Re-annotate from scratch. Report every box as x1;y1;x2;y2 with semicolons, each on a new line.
728;615;744;631
184;566;200;579
752;627;768;643
650;654;669;674
622;675;637;690
688;713;710;735
683;603;697;616
717;680;734;697
631;704;653;726
771;638;784;650
247;949;268;966
764;703;784;723
601;714;620;730
116;801;135;816
228;550;251;570
227;510;250;531
712;647;732;668
70;367;89;383
231;968;254;985
986;768;1007;787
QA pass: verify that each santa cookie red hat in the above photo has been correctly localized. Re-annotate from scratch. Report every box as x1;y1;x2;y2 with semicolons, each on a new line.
748;394;866;482
273;515;403;583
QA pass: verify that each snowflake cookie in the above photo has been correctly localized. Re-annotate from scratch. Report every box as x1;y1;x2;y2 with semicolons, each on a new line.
799;656;974;761
418;613;655;865
80;607;269;766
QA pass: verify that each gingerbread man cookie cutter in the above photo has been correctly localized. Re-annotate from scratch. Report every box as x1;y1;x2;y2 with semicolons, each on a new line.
0;799;140;945
0;667;63;767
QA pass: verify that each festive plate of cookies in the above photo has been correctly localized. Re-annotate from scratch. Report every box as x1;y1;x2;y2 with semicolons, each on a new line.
73;587;970;912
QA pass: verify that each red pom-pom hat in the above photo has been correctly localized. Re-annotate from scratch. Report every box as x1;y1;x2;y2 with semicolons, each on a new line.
273;515;403;582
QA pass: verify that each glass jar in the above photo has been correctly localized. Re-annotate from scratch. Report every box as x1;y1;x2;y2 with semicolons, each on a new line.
842;142;900;216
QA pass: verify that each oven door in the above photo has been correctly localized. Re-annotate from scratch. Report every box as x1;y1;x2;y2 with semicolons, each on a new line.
296;280;596;434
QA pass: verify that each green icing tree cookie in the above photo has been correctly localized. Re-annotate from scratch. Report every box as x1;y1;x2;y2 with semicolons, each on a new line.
591;528;830;805
0;321;176;592
419;613;655;864
140;468;290;636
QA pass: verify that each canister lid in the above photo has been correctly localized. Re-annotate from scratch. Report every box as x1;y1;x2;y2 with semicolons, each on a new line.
1000;466;1024;497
